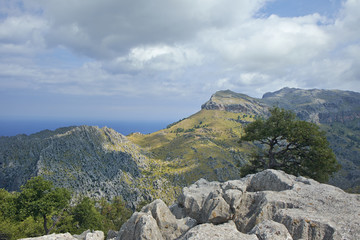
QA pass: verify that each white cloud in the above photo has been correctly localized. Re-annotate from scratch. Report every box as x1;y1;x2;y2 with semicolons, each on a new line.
23;0;268;59
111;45;203;71
0;0;360;121
202;13;331;74
0;15;47;55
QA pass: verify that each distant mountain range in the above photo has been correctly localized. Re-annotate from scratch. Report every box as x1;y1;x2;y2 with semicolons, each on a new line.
1;88;359;207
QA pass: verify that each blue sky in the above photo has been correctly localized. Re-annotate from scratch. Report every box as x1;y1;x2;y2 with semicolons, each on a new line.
0;0;359;126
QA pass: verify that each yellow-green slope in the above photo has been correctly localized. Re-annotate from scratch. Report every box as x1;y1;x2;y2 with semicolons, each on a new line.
129;109;256;188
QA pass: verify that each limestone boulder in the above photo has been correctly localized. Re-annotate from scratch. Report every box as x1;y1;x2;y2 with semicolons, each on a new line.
116;211;163;240
141;199;188;239
116;170;360;240
177;178;222;222
177;221;258;240
20;233;77;240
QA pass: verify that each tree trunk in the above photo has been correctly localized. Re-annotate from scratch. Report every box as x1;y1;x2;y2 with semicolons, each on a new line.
43;214;49;235
268;140;276;169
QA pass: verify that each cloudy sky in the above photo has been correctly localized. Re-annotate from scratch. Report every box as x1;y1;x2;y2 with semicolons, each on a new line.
0;0;359;125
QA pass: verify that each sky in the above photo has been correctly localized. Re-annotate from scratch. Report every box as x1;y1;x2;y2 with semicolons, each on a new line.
0;0;360;126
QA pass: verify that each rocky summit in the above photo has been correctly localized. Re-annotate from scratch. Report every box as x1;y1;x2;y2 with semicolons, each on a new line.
116;169;360;240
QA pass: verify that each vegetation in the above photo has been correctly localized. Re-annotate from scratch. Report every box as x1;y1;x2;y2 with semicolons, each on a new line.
129;109;253;188
240;107;341;182
0;177;132;239
17;176;71;235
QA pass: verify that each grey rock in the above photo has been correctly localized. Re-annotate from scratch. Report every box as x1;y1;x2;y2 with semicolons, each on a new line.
84;231;104;240
178;178;222;222
73;229;91;240
235;171;360;239
118;170;360;240
247;169;294;192
106;230;118;240
21;230;105;240
20;233;77;240
169;203;186;219
250;220;293;240
201;191;232;224
134;213;164;240
117;211;163;240
177;221;258;240
117;199;195;240
141;199;187;240
74;230;105;240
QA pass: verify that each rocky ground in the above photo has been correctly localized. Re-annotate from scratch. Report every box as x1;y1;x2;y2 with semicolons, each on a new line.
22;169;360;240
117;169;360;240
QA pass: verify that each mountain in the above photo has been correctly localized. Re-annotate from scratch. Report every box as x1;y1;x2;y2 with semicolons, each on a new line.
1;87;359;206
130;88;360;192
0;126;176;208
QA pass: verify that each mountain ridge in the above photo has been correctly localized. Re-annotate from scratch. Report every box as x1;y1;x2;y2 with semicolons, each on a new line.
0;125;170;208
1;87;359;207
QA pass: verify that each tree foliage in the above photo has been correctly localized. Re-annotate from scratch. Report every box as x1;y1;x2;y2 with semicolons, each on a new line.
72;197;103;233
240;107;340;182
99;196;132;232
17;176;71;235
0;177;133;239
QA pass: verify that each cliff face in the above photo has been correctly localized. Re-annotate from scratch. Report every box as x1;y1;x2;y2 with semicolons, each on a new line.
201;90;268;116
261;87;360;124
0;126;153;205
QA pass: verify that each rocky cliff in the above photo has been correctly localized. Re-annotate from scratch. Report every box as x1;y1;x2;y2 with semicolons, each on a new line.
0;126;160;206
201;90;268;115
116;169;360;240
261;87;360;124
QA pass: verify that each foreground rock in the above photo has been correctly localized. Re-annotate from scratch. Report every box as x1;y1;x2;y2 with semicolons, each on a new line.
116;169;360;240
20;230;104;240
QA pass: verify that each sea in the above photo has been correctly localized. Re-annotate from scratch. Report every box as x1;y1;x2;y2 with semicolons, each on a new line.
0;119;172;137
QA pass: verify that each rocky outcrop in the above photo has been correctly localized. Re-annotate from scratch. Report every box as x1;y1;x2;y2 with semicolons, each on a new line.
0;126;153;206
201;90;268;115
116;170;360;240
20;230;104;240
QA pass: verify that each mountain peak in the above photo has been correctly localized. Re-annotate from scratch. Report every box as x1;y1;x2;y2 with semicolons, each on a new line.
262;87;300;99
201;90;267;115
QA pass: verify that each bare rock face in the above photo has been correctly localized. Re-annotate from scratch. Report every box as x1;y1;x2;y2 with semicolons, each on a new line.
201;90;268;115
116;169;360;240
0;126;153;206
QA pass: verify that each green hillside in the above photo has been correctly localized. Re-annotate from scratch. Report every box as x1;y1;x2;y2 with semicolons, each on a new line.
130;88;360;194
129;109;256;187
